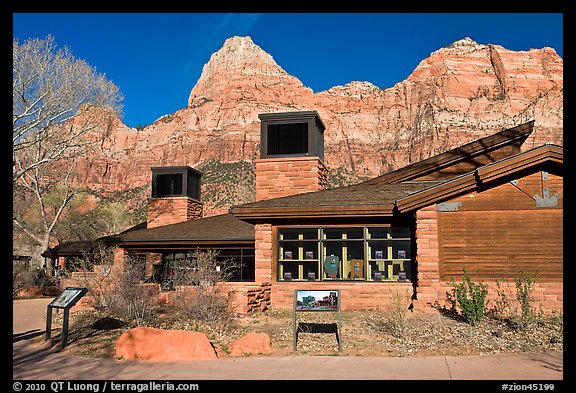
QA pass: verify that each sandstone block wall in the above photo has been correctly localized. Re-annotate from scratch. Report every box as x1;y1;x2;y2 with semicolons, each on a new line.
271;281;415;311
147;197;203;228
255;157;328;202
412;205;441;313
254;224;273;283
223;282;272;315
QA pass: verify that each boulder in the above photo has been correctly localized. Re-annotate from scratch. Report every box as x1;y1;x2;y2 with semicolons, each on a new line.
229;332;272;357
115;327;218;361
17;286;43;299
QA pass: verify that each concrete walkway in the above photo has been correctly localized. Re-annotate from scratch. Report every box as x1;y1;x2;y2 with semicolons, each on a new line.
13;298;563;381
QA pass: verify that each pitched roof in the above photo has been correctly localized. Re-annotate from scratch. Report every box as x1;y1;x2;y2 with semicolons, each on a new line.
231;141;561;221
394;144;563;212
113;213;254;244
365;120;535;184
230;180;443;220
41;240;100;258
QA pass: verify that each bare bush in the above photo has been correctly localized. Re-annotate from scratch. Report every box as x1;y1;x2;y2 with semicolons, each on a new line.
380;288;413;338
77;246;158;326
75;245;118;312
171;249;239;326
12;263;35;298
115;255;159;326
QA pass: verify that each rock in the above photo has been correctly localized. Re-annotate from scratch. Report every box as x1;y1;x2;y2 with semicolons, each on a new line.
229;332;272;357
69;35;561;211
115;327;218;361
17;286;43;299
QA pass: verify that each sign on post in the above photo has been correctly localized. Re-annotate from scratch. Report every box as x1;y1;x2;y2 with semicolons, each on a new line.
46;287;88;348
293;289;341;351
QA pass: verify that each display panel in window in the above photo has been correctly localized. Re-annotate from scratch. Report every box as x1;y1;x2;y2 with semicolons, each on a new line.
277;226;412;282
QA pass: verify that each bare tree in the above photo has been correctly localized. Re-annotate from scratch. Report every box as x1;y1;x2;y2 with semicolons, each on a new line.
13;36;123;272
77;247;158;326
13;35;122;182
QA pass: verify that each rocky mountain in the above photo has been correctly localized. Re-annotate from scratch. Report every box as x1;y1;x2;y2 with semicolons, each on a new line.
75;36;563;216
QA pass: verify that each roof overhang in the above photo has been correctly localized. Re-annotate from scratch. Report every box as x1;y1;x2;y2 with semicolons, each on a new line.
394;144;563;213
231;204;396;221
118;239;255;251
476;144;563;183
117;238;254;246
366;121;535;184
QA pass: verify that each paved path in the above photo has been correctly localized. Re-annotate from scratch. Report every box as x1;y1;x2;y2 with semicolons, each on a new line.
13;298;564;381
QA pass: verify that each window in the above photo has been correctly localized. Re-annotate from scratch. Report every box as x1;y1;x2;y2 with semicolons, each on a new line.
187;171;200;200
259;111;325;159
153;173;183;197
215;248;255;282
267;123;308;155
151;166;202;199
277;226;412;282
160;247;255;290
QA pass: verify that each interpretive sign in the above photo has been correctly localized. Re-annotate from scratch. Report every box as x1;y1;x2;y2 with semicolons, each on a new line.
49;287;87;309
46;287;88;348
295;290;339;311
293;289;341;351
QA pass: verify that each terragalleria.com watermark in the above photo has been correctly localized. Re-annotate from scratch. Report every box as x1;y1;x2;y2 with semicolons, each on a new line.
13;381;200;392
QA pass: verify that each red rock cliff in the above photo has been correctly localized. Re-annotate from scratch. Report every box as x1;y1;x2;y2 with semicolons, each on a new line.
75;36;563;210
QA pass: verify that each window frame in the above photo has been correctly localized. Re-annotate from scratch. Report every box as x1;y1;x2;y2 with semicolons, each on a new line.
266;122;309;156
151;166;202;200
276;225;413;283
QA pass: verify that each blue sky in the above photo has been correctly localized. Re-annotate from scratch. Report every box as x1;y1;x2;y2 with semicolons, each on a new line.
13;13;564;128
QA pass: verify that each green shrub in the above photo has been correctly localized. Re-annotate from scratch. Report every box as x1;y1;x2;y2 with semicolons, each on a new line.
515;270;540;330
490;278;514;321
450;269;488;326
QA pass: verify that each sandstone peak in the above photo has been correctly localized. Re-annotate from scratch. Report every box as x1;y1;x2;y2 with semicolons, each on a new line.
428;37;485;57
188;36;294;105
73;37;562;216
216;36;276;65
449;37;479;47
323;81;381;97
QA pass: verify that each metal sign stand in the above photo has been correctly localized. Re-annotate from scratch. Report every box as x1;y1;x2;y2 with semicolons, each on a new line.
45;287;88;348
293;289;342;352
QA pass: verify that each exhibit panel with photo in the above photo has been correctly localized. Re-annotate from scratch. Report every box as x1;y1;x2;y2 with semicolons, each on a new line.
295;290;339;311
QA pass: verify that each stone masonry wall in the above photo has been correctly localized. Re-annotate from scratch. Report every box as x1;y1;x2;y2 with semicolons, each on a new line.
271;281;415;311
255;157;328;201
254;224;273;283
147;197;203;228
412;205;441;313
222;282;272;315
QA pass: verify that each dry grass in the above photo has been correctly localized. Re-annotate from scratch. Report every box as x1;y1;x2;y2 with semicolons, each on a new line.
40;305;563;359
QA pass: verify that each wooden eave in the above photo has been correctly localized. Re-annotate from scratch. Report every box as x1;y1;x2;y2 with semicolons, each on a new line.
395;144;563;213
117;239;254;249
231;204;396;221
365;121;535;185
476;144;563;183
394;174;477;212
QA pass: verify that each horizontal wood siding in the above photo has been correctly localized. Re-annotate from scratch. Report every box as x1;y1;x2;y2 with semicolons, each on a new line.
450;172;563;211
438;210;562;281
437;171;563;282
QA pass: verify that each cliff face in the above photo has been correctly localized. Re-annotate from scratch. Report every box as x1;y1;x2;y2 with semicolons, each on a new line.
75;36;563;213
